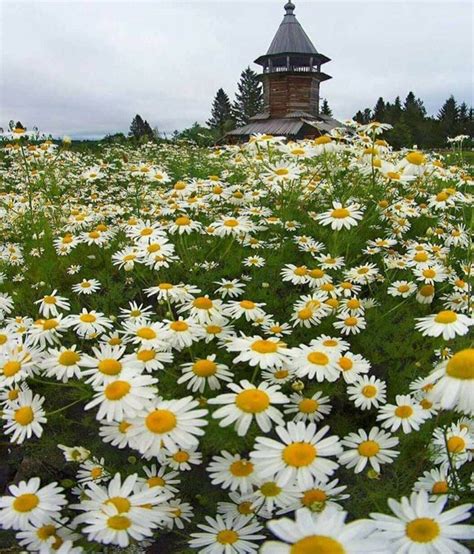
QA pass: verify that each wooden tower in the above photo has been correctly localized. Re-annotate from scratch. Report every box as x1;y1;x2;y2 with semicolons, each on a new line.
228;1;340;141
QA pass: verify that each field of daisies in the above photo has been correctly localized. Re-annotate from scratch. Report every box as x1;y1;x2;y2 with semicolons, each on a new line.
0;123;472;553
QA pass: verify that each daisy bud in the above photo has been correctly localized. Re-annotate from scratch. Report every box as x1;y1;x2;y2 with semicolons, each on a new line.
127;456;137;464
62;135;71;145
60;479;74;489
292;379;305;392
367;468;380;480
198;396;208;407
309;500;326;513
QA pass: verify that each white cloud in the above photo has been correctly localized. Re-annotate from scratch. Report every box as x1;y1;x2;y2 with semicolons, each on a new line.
1;0;471;137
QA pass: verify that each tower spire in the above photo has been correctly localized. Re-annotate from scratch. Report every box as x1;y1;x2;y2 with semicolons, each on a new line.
284;2;295;16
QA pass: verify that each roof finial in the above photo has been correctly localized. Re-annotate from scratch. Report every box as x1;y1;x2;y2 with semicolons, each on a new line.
284;1;295;16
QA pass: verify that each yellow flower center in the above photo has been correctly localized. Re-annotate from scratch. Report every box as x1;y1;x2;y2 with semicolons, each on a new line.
36;524;57;541
41;319;58;330
173;450;190;462
175;216;191;226
90;467;103;479
275;168;289;176
251;339;278;354
419;284;434;297
445;349;474;379
310;268;325;279
193;297;213;310
434;310;457;324
395;405;413;418
79;314;96;323
298;308;313;320
307;352;329;365
59;350;80;366
136;327;157;340
3;361;22;377
260;481;281;497
14;406;34;426
406;152;426;166
217;529;239;545
315;135;332;145
137;349;156;362
447;436;465;453
290;535;345;554
230;460;254;477
43;295;57;304
107;496;131;513
170;320;189;332
344;317;358;327
235;389;270;413
302;488;327;506
338;357;353;371
358;440;380;457
405;518;440;543
274;369;289;379
331;208;350;219
192;359;217;377
362;385;377;398
104;380;131;400
107;515;131;530
13;493;39;513
240;300;256;310
145;409;177;434
237;501;254;515
98;359;122;375
432;481;449;494
398;285;410;293
294;266;308;276
299;398;318;413
147;476;166;487
414;252;428;262
118;421;131;433
283;442;317;467
224;218;239;227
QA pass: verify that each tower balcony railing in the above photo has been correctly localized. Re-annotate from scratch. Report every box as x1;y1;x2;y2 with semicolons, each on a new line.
262;65;322;74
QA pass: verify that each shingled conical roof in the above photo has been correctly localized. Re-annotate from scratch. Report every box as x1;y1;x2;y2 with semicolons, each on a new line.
267;2;318;55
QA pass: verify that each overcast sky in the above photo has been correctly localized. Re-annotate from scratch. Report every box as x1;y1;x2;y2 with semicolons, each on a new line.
1;0;472;138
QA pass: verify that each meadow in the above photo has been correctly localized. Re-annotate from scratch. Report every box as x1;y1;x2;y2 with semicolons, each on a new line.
0;124;472;553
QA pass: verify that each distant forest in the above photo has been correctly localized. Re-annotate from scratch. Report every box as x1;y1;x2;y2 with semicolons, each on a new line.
103;67;472;148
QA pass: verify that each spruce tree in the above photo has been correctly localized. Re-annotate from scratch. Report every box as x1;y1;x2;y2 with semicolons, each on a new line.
373;97;386;121
438;95;459;139
320;99;333;117
232;68;263;126
207;88;235;137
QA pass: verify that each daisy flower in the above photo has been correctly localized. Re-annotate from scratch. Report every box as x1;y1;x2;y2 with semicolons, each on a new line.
214;278;246;299
251;421;342;488
339;427;399;474
247;479;300;514
41;345;84;382
16;517;79;552
207;452;258;494
85;369;158;422
2;389;46;444
315;201;364;230
34;289;70;317
189;514;265;554
179;296;225;324
280;264;309;285
162;447;203;472
120;320;170;350
347;375;387;410
71;278;101;295
427;349;474;415
262;506;381;553
177;355;233;393
243;255;265;268
370;490;473;553
224;299;266;322
281;478;349;514
118;301;154;323
0;478;67;530
124;347;173;373
164;498;194;530
333;313;367;335
66;309;113;339
289;344;339;382
284;391;332;423
77;457;110;485
226;334;290;370
128;396;208;457
387;280;417;298
81;344;136;386
164;317;205;350
377;394;428;434
99;420;135;449
336;352;370;383
415;310;472;340
141;465;180;496
431;424;473;470
414;468;453;497
208;380;288;436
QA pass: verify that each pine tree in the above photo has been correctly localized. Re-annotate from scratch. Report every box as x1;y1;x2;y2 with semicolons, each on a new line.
438;95;459;139
207;88;235;137
373;97;386;121
232;68;263;126
129;115;154;141
320;99;333;117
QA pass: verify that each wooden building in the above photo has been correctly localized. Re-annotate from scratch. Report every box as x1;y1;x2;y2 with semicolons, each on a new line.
227;1;341;141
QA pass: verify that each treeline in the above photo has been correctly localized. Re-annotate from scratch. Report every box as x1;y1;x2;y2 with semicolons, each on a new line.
354;93;473;148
